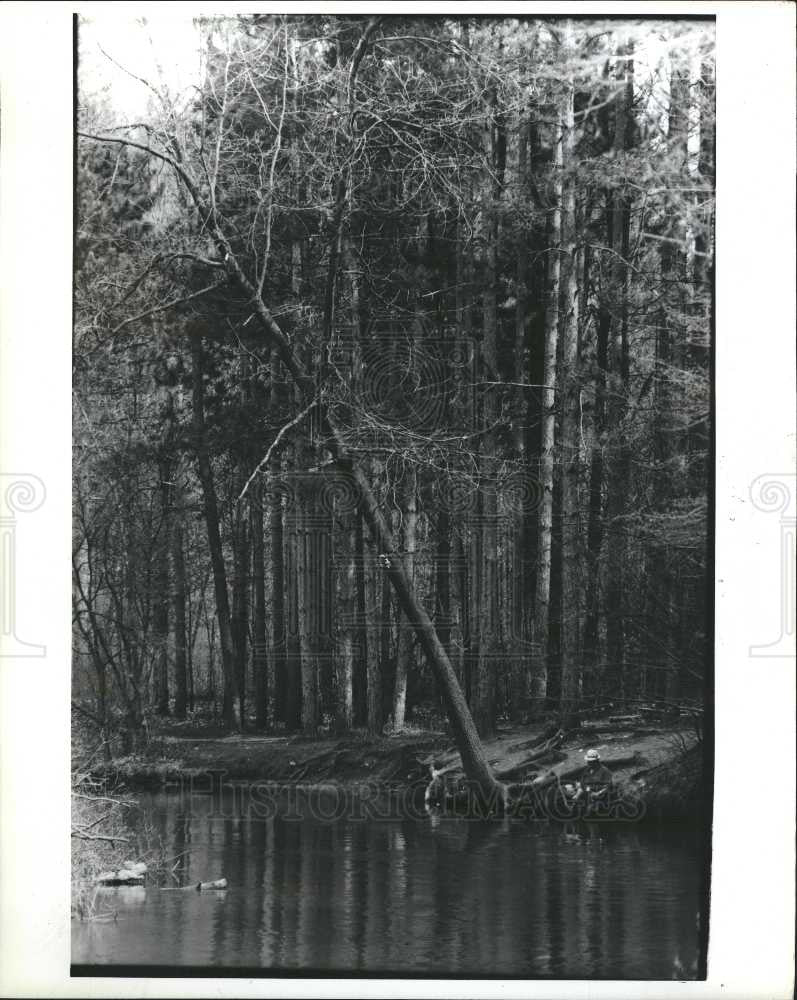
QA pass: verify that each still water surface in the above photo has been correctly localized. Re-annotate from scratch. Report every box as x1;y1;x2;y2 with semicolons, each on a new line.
72;786;704;977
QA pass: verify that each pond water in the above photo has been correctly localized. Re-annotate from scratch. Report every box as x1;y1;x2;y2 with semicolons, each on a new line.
72;785;706;978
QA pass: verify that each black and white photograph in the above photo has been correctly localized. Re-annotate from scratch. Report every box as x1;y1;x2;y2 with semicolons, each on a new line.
0;3;794;997
70;10;715;978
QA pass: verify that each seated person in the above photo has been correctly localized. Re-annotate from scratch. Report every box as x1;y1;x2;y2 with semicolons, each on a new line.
572;748;613;805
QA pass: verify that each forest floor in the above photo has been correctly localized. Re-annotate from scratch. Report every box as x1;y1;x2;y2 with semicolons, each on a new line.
91;714;704;821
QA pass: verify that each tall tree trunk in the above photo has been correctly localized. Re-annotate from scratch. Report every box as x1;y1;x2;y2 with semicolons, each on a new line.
558;26;582;726
475;84;500;739
298;491;318;735
252;480;268;729
392;465;417;731
232;468;249;731
451;525;468;689
583;293;609;705
435;508;451;662
511;104;531;722
313;487;334;723
354;506;369;728
363;509;382;735
154;466;171;717
604;41;635;707
284;470;302;731
172;503;188;720
337;520;356;733
379;564;393;724
270;355;288;726
690;54;714;492
191;335;241;731
658;52;690;708
531;89;564;713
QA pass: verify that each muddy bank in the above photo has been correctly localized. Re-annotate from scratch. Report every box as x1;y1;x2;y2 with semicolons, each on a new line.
90;717;706;822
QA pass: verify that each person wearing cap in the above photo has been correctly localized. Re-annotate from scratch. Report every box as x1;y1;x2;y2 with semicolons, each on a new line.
572;748;613;805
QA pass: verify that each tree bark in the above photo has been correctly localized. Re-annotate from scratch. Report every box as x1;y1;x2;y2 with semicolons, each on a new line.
531;88;564;713
270;354;288;726
232;467;249;730
337;521;356;733
435;508;451;662
354;506;369;728
172;508;188;719
252;480;269;729
284;472;302;731
604;41;635;706
153;466;171;717
475;82;500;739
297;491;318;735
583;290;609;703
558;25;581;726
191;334;241;730
392;464;417;731
379;562;393;725
364;510;382;736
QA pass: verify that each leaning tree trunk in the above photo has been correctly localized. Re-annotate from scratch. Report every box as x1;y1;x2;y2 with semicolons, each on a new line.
350;461;503;800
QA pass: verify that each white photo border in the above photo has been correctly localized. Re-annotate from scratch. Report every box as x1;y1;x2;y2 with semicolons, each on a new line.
0;2;794;997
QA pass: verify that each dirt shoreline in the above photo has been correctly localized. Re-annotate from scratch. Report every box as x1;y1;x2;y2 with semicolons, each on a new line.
90;718;706;822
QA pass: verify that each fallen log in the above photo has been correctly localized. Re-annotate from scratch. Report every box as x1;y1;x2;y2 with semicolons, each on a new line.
96;869;145;886
495;749;566;782
196;878;227;891
505;723;562;754
530;753;642;787
494;730;566;781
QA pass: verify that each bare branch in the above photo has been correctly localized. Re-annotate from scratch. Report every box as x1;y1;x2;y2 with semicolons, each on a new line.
237;396;319;505
77;132;203;211
71;831;131;844
110;279;224;337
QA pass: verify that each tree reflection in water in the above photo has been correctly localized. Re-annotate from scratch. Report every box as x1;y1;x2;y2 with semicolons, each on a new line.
73;788;704;977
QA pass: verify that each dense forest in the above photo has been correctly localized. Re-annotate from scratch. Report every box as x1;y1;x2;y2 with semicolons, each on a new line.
73;15;714;792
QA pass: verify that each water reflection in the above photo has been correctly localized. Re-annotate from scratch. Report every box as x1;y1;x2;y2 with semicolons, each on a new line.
73;787;704;977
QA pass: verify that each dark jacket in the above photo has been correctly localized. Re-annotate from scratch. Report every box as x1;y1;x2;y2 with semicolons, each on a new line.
578;762;613;793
